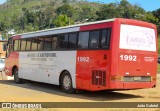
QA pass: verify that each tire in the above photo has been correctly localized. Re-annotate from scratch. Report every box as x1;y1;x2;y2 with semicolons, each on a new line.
60;71;75;94
13;68;23;83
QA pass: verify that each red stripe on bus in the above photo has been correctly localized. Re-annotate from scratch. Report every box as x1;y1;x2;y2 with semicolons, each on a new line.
13;35;21;40
80;22;113;31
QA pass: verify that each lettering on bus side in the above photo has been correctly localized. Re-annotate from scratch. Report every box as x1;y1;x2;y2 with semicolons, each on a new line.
77;57;90;62
27;53;57;57
26;53;56;61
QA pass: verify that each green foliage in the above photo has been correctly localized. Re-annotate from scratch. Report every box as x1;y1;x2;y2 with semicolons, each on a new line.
152;9;160;34
79;5;98;21
56;4;75;17
96;3;119;20
54;14;74;27
0;0;159;41
96;0;146;20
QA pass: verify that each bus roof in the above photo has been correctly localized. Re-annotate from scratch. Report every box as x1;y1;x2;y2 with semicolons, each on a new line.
12;18;156;39
12;18;115;38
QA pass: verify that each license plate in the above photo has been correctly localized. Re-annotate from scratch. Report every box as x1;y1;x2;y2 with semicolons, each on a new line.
134;77;141;81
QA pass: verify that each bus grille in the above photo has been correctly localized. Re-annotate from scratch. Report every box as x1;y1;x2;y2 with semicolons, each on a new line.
92;70;106;87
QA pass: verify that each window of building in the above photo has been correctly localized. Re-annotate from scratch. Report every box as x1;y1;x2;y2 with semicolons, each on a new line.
89;30;100;49
78;32;89;49
68;33;77;49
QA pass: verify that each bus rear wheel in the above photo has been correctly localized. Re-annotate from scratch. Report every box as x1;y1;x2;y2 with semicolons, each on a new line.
61;71;75;94
13;68;23;83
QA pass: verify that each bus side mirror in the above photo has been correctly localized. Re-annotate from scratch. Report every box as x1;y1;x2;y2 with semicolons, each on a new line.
3;44;6;51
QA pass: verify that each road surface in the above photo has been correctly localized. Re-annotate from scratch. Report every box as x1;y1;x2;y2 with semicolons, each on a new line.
0;73;160;110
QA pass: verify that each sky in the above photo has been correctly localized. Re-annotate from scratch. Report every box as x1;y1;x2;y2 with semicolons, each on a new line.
88;0;160;11
0;0;160;11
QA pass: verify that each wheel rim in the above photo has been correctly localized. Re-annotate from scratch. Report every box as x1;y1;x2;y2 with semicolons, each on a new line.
63;75;71;90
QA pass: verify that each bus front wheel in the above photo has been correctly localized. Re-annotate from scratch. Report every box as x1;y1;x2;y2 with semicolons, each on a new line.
60;71;75;94
13;68;23;83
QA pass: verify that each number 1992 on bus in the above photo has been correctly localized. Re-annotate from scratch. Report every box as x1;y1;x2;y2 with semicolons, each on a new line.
120;55;137;61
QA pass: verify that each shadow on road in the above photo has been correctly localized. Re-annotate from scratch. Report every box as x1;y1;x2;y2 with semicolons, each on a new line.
0;80;142;101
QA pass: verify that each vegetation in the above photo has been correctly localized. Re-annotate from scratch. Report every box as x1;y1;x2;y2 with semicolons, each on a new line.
0;0;160;73
0;0;159;39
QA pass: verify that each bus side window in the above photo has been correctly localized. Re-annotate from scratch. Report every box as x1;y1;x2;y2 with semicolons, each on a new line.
101;28;111;49
13;40;19;51
52;36;58;50
89;30;100;49
68;33;77;49
59;34;68;49
26;39;31;51
21;39;26;51
6;38;13;57
106;28;111;48
6;45;12;57
78;31;89;49
31;38;38;51
37;37;44;50
44;37;52;51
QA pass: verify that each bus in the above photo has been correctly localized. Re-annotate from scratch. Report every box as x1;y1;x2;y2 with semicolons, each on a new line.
5;18;158;93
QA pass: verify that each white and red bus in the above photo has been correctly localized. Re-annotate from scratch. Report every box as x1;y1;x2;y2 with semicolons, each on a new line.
5;18;158;93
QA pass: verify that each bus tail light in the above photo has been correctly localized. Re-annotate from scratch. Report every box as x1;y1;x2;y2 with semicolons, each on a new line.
111;76;123;81
151;76;156;81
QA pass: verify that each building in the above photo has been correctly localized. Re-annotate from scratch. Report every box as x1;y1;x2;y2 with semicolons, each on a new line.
0;32;7;58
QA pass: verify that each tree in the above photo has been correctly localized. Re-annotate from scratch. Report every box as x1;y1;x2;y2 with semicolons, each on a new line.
0;22;6;31
96;3;119;20
56;4;75;18
54;14;74;27
79;5;97;22
152;8;160;34
63;0;68;4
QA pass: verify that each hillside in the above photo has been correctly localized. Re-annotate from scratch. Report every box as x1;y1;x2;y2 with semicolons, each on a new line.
0;0;159;39
0;0;101;34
